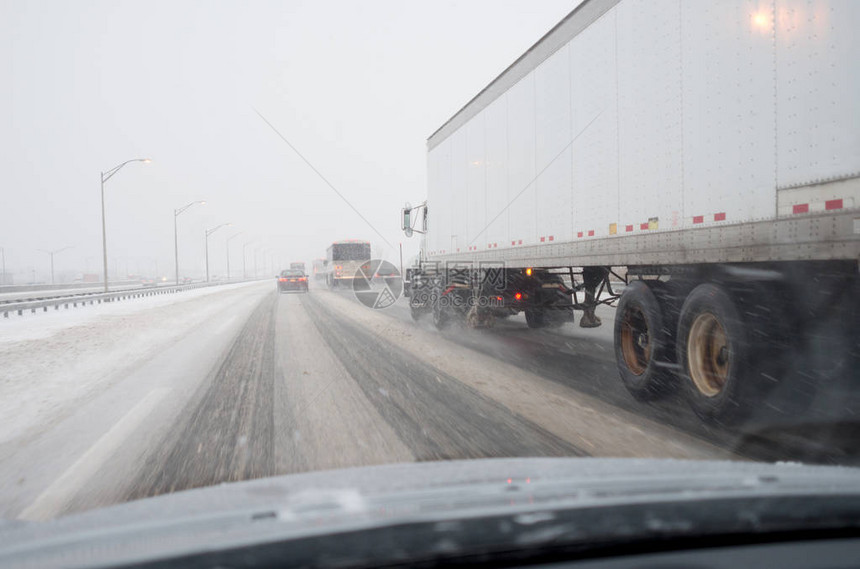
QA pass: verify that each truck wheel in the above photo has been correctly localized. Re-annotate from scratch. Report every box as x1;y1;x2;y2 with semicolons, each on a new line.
410;302;422;321
525;309;546;329
677;283;752;423
432;290;449;330
614;280;672;401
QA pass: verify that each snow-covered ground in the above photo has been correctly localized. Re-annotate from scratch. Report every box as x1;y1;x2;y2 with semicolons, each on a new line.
0;281;271;446
0;281;261;342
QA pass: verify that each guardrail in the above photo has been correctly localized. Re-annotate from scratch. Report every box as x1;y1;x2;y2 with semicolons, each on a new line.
1;280;258;319
0;283;180;306
0;280;145;294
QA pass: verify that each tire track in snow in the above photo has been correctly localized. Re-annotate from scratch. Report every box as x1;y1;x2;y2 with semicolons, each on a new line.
125;293;277;499
301;294;585;461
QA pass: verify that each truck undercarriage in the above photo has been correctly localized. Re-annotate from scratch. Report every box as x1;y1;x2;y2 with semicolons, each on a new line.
407;258;859;425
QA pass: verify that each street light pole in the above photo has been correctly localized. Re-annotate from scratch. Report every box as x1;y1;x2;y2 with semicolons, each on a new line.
38;246;73;285
259;248;268;277
225;232;243;281
101;158;151;292
101;174;107;290
205;223;231;282
242;240;257;280
174;200;206;285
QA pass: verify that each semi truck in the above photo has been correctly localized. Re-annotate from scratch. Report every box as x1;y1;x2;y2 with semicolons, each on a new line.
312;258;327;281
402;0;860;424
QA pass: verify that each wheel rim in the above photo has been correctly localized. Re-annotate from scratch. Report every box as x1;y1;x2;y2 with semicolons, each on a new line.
620;305;651;375
687;312;729;397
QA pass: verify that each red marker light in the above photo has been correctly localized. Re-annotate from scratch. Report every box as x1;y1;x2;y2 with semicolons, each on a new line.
507;478;512;484
514;292;522;300
496;296;503;302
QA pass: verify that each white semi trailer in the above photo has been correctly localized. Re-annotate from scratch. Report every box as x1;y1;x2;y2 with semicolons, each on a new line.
402;0;860;423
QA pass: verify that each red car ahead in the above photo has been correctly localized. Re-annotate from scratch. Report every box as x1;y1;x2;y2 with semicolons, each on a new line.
277;269;308;293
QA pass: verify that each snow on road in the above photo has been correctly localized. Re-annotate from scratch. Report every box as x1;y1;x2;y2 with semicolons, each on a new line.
0;281;271;446
310;288;733;461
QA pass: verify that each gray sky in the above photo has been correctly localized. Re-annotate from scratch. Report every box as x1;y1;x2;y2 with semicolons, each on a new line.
1;0;575;281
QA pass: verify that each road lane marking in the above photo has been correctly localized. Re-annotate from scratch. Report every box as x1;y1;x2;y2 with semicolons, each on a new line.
18;388;171;521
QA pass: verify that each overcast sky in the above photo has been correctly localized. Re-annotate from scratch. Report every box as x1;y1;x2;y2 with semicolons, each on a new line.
1;0;576;282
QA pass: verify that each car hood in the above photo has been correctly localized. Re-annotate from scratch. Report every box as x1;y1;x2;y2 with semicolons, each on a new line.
2;457;860;568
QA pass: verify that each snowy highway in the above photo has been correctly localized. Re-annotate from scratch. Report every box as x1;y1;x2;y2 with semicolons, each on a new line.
0;280;855;520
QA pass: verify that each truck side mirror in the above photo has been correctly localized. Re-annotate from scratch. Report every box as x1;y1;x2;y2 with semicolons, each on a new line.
402;203;413;237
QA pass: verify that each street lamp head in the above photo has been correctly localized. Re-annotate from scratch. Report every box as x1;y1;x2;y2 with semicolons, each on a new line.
176;200;206;217
141;158;152;164
206;222;232;236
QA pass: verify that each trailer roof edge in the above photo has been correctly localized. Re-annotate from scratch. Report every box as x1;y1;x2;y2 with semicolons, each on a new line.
427;0;620;151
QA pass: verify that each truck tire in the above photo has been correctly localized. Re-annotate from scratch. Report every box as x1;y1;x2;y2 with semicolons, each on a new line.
432;289;449;330
524;273;570;329
410;302;422;321
677;283;754;423
525;309;546;329
614;280;673;401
